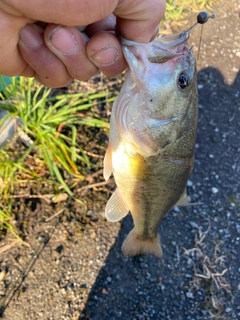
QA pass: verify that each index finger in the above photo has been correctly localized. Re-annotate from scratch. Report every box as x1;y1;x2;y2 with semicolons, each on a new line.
0;0;118;25
114;0;166;42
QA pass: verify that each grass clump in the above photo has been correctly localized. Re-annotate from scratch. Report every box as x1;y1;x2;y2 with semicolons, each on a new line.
0;76;114;239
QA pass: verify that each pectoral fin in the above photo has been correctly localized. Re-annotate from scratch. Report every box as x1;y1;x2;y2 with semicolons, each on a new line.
175;189;189;206
103;144;112;181
105;188;129;222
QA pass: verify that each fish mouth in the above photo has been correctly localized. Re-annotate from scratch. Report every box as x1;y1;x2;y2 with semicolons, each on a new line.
151;31;189;50
121;31;191;65
147;32;190;63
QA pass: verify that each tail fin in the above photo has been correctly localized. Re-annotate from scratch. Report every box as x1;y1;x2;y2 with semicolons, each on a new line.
121;228;163;258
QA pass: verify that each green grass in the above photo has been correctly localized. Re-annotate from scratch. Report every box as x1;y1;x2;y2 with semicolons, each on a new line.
0;76;114;239
0;77;111;185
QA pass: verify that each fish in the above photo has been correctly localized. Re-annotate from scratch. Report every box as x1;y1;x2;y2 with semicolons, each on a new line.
103;31;198;258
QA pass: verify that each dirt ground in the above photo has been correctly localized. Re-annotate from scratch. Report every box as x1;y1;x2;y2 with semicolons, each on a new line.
0;2;239;320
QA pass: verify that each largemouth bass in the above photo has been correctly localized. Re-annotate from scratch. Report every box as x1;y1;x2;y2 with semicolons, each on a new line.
104;32;198;258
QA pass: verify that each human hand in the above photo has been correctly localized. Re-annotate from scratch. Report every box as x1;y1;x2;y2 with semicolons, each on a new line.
0;0;166;88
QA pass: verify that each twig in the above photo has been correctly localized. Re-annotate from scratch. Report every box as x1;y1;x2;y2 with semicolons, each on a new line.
0;241;21;255
183;247;202;256
0;215;60;315
85;169;104;183
8;194;53;204
76;178;114;193
176;245;180;262
215;255;226;266
84;151;104;159
45;208;64;222
214;241;224;258
212;268;228;278
0;239;30;256
183;222;231;316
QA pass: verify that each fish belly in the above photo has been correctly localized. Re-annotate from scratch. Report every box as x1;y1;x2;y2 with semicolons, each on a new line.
111;137;192;257
113;144;191;238
108;104;194;257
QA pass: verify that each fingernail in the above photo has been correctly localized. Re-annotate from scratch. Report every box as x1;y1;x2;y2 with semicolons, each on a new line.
90;46;118;66
48;26;78;55
19;25;43;49
151;26;160;41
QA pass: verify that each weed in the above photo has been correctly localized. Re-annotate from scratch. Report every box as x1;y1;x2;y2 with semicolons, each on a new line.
0;76;111;187
0;76;113;239
183;223;231;319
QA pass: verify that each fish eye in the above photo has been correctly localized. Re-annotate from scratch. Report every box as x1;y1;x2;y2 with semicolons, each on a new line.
178;72;189;89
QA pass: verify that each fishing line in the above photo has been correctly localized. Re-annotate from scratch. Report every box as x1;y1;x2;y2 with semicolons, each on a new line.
182;11;216;60
185;1;233;60
196;12;216;60
197;24;204;60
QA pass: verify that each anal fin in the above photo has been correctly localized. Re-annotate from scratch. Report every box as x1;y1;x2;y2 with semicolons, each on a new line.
105;188;129;222
174;188;189;207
